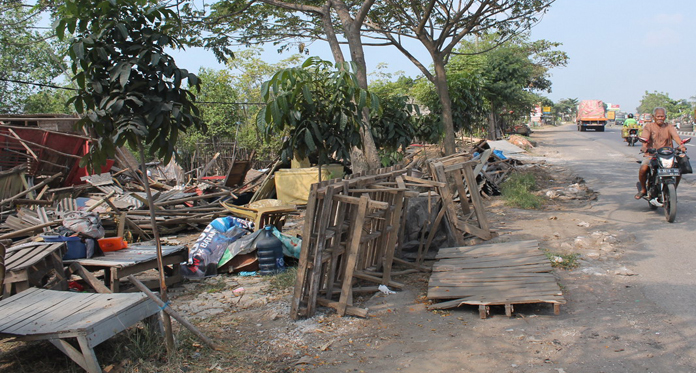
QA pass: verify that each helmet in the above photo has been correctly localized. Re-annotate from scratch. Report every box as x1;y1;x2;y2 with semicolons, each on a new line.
628;113;634;118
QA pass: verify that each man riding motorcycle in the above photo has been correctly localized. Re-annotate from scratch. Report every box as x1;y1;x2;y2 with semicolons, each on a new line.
623;113;638;127
622;113;641;144
635;107;685;199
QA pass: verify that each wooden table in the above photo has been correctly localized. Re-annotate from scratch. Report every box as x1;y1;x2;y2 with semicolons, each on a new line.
0;287;160;373
3;242;68;298
68;244;187;293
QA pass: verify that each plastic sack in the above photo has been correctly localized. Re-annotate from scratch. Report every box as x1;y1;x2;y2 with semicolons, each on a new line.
679;154;693;174
182;216;253;278
62;211;105;239
493;149;507;160
270;226;302;259
218;225;302;268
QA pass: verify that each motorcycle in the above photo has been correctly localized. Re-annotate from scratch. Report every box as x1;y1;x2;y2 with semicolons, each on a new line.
637;137;691;222
627;128;638;146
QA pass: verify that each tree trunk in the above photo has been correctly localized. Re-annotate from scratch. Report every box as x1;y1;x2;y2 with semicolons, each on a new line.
432;56;457;155
487;111;497;140
333;1;381;171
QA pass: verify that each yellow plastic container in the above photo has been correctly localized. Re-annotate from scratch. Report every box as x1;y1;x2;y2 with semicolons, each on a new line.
274;165;344;205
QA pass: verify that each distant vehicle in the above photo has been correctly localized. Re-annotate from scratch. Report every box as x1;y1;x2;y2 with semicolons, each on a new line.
576;100;607;132
638;113;652;126
615;112;626;126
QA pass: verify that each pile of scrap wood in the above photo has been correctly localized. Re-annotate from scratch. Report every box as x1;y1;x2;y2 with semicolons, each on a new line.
0;168;237;243
0;120;288;243
291;153;500;319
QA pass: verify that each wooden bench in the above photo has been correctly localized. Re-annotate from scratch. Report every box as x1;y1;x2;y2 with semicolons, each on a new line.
67;244;187;292
0;287;160;373
3;242;68;298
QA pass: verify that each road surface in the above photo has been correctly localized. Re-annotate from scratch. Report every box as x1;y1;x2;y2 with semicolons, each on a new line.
538;123;696;326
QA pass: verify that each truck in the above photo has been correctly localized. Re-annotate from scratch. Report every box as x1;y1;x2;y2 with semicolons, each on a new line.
576;100;607;132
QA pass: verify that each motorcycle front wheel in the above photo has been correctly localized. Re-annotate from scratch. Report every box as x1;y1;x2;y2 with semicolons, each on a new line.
664;183;677;222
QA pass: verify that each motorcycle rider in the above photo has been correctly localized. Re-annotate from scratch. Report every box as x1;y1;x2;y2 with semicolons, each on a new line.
635;107;686;199
623;113;640;144
624;113;638;127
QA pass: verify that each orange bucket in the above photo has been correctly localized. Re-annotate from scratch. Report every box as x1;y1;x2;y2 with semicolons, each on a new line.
98;237;128;252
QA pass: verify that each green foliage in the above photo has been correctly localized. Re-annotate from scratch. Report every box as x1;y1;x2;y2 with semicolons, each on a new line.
54;0;203;170
23;87;76;114
0;2;65;113
257;57;377;166
369;89;419;166
500;172;544;209
178;49;303;163
202;0;323;60
554;98;579;122
445;34;567;134
638;91;692;119
545;251;580;270
411;68;488;138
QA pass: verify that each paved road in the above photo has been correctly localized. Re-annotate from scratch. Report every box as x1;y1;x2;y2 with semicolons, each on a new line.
538;123;696;325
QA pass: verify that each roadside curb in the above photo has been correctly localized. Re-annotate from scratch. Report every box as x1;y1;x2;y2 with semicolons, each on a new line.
678;131;696;137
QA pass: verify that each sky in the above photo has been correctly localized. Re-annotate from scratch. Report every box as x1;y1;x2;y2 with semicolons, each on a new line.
170;0;696;114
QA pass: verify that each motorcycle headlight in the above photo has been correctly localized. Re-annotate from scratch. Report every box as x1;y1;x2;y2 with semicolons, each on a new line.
659;157;675;168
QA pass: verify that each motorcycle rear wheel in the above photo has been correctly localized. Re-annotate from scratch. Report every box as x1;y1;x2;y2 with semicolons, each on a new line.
664;183;677;222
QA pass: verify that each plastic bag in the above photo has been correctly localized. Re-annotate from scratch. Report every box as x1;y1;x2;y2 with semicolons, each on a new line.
62;211;105;239
182;216;253;278
679;154;693;174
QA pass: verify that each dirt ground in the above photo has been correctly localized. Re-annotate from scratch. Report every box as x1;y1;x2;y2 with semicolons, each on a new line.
2;128;695;372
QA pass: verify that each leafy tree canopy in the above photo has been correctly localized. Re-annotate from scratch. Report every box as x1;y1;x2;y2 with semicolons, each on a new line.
257;57;377;166
638;91;691;119
54;0;203;169
0;1;65;113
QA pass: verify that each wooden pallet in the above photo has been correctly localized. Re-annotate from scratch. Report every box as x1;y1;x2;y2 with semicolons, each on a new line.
427;240;565;318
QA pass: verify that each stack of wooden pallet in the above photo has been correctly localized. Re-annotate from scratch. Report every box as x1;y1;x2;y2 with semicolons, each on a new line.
291;158;496;319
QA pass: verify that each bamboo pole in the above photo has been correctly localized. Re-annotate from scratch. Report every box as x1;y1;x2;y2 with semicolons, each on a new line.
137;143;175;354
128;275;220;350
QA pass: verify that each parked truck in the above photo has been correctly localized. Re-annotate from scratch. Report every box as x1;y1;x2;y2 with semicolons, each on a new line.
576;100;607;132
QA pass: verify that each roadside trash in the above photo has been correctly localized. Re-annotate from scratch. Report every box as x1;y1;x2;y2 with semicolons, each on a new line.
98;237;128;252
378;285;396;294
257;226;285;275
63;211;105;239
183;216;253;278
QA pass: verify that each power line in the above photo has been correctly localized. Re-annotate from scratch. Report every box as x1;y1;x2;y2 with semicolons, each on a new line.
0;78;266;106
0;77;76;91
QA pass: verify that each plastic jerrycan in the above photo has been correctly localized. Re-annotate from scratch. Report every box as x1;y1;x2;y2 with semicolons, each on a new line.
256;226;285;275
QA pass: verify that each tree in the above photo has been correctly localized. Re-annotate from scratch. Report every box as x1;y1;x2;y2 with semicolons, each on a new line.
23;86;76;114
442;35;566;137
368;86;420;166
55;0;205;353
257;57;376;169
0;1;66;113
554;98;578;123
364;0;555;153
638;91;691;119
198;0;382;171
179;48;301;163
